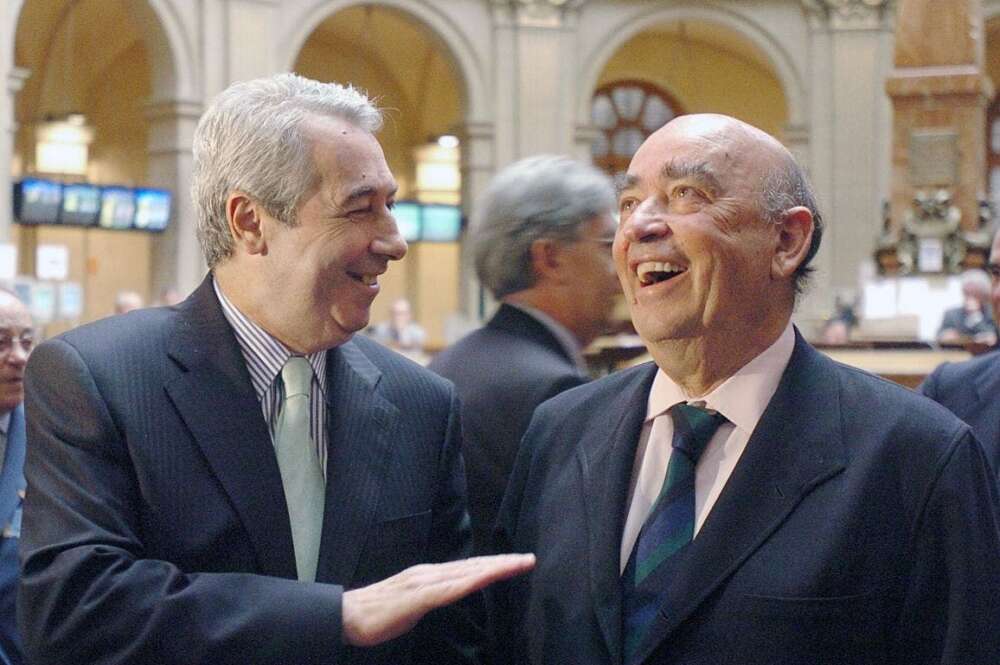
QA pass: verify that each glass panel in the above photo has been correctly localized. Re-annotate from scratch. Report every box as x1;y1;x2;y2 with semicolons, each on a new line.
591;95;616;130
991;118;1000;154
612;86;644;121
591;131;609;157
612;128;646;158
642;95;674;132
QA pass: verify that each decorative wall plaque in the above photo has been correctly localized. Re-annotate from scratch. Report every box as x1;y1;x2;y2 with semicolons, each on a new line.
909;130;958;186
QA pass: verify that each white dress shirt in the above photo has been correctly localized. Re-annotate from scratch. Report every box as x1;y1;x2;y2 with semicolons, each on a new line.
619;322;795;572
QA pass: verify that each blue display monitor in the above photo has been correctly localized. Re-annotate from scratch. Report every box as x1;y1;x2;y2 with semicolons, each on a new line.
99;187;137;229
421;204;462;242
14;179;62;224
393;201;421;242
60;183;102;226
133;188;172;231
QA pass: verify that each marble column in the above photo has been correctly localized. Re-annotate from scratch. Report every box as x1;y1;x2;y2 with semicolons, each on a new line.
2;68;29;242
456;120;495;319
801;0;895;300
145;99;204;300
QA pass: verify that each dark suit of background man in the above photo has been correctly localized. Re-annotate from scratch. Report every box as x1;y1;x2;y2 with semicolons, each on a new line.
920;229;1000;476
494;113;1000;664
19;73;531;665
0;290;33;665
430;155;619;551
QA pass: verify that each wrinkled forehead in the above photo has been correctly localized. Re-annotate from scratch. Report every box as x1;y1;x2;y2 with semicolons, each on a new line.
628;117;779;193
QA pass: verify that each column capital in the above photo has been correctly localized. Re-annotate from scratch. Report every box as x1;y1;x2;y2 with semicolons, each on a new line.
801;0;893;30
144;99;202;156
489;0;587;28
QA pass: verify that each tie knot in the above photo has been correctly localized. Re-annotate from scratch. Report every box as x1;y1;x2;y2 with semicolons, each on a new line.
668;403;727;463
281;356;313;399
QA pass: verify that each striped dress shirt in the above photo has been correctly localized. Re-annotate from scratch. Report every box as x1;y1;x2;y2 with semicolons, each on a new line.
214;280;330;475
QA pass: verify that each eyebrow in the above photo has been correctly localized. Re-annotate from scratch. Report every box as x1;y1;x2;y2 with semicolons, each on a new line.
661;159;722;194
614;173;639;197
336;184;399;210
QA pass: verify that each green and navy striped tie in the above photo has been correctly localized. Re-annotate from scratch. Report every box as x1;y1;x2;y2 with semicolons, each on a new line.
621;402;727;663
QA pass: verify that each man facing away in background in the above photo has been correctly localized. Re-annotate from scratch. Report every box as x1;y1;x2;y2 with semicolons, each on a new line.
494;113;1000;664
430;155;619;552
19;73;531;665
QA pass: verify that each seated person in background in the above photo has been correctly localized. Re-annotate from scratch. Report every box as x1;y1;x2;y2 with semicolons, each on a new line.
936;269;997;345
370;298;426;354
430;155;619;552
921;229;1000;478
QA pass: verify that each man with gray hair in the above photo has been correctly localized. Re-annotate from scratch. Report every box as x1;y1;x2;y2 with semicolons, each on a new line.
430;155;619;552
19;73;532;665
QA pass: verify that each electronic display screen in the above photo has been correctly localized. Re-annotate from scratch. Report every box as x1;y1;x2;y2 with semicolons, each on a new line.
14;179;62;224
99;187;136;229
133;188;171;231
60;183;101;226
393;201;421;242
421;205;462;242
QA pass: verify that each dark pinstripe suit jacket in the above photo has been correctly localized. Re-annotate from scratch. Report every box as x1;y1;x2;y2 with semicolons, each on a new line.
19;276;481;665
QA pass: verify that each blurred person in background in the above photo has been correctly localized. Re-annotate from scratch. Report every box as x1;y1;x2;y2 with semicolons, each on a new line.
921;230;1000;478
0;289;33;665
936;268;997;346
113;289;144;315
370;298;426;355
430;154;619;552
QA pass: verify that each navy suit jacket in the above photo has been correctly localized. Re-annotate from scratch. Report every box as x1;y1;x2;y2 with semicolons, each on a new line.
0;406;25;665
494;332;1000;664
919;349;1000;477
19;276;480;665
429;304;587;551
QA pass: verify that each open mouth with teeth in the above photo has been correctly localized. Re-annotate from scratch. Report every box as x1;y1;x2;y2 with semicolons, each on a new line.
637;261;686;286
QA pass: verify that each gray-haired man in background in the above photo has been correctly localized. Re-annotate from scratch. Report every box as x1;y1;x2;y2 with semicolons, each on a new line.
430;155;619;552
20;73;532;665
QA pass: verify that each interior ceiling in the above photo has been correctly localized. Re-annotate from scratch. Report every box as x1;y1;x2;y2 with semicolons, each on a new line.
14;0;143;122
647;20;775;75
309;5;459;115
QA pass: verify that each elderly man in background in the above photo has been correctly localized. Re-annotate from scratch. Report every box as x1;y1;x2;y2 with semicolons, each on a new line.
430;155;619;552
920;229;1000;476
19;73;532;665
0;289;32;665
494;114;1000;664
935;268;997;345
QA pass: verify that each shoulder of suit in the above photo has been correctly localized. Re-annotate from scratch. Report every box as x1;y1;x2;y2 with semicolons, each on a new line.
347;334;453;393
51;306;175;356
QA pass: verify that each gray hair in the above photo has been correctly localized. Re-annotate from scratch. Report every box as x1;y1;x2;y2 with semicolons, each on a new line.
759;153;824;296
192;73;383;267
474;155;615;299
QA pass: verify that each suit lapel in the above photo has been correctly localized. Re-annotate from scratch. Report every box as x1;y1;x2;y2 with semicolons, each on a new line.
0;405;25;528
164;277;297;578
315;340;397;585
632;335;847;664
580;363;658;664
973;357;1000;451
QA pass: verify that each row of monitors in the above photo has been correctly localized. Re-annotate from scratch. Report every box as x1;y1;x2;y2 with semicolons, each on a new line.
393;202;463;243
13;179;172;232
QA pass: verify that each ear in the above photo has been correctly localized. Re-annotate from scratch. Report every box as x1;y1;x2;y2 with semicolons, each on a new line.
770;206;814;280
226;192;268;256
528;238;565;283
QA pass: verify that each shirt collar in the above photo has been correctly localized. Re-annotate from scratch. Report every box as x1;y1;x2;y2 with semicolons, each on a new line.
213;278;327;401
505;302;588;373
646;321;795;435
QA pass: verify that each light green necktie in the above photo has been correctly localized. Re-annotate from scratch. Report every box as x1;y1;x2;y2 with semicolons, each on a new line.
275;356;325;582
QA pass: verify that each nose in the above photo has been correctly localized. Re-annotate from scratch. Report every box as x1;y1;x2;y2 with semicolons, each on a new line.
6;344;29;366
374;213;407;261
622;199;670;243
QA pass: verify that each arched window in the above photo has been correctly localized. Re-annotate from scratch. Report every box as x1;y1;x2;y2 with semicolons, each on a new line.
989;95;1000;213
590;80;681;175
